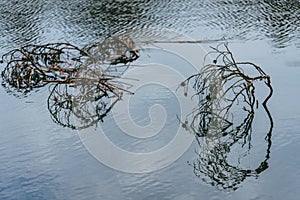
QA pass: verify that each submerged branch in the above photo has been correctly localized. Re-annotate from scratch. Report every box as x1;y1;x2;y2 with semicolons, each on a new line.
1;36;140;128
181;42;273;190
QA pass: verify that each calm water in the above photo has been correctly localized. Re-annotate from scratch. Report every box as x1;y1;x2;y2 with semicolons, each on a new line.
0;0;300;199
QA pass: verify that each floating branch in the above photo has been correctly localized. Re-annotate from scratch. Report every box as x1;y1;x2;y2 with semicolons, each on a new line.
1;36;140;128
0;36;139;94
182;43;273;137
1;43;85;93
84;36;139;66
181;43;273;190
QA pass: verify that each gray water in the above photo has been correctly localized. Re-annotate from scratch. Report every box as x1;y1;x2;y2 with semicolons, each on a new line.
0;0;300;199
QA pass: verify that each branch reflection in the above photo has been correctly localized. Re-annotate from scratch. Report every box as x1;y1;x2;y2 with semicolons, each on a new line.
47;83;119;130
46;36;138;129
183;43;273;190
1;36;139;129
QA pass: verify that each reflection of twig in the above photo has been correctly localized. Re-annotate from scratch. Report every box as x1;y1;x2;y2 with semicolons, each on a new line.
190;108;273;190
47;83;120;130
182;43;273;190
1;36;139;128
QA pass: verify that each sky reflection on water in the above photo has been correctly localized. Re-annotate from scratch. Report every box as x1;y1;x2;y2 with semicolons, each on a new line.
0;0;300;199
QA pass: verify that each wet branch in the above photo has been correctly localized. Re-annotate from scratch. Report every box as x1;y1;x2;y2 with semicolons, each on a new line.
1;36;139;128
181;42;273;190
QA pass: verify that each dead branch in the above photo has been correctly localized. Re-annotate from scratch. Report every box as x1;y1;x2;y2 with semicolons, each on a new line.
181;42;273;190
1;36;140;127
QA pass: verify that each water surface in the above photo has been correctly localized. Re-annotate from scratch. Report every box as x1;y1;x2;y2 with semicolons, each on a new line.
0;0;300;199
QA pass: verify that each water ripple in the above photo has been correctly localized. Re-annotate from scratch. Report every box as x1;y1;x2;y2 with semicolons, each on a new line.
0;0;47;48
0;1;300;199
0;0;299;48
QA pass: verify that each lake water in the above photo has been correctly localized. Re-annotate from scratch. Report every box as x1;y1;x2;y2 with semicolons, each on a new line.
0;0;300;199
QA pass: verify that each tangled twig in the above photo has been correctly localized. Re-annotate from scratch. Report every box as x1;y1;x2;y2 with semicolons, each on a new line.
181;43;273;190
1;36;139;128
3;43;87;89
182;43;273;137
